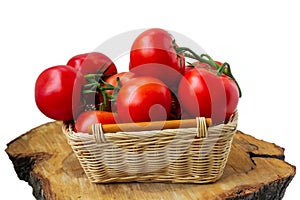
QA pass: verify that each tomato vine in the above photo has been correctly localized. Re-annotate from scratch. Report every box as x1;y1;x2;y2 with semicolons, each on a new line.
174;44;242;97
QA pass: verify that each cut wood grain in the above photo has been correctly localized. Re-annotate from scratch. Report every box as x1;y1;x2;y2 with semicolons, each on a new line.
5;121;296;200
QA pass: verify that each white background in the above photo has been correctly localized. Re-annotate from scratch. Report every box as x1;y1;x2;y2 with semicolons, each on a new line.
0;0;298;199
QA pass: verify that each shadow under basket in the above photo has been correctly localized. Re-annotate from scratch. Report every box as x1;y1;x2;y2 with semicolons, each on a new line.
63;111;238;184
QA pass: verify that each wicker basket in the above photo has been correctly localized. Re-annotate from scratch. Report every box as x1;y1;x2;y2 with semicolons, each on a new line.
63;111;238;184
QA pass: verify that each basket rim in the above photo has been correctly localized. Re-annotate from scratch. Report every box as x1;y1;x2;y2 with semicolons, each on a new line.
65;110;238;133
63;111;238;144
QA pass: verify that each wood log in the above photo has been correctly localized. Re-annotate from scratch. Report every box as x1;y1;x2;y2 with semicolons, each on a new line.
5;121;296;200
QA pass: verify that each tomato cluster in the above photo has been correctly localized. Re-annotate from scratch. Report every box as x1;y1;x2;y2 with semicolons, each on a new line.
35;28;241;133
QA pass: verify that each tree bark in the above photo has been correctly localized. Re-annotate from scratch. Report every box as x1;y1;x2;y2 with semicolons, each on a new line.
5;121;296;200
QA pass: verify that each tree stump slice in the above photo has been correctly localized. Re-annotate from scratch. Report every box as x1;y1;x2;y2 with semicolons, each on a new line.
5;121;296;200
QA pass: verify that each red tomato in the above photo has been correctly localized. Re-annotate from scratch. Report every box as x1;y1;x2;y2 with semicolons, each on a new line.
185;62;217;74
75;110;117;133
35;65;81;121
67;52;118;113
116;76;172;123
104;72;135;96
81;72;135;112
129;28;185;87
67;52;117;78
178;68;239;124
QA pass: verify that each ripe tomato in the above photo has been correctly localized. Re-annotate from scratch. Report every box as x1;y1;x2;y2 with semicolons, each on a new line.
67;52;118;113
104;72;135;96
67;52;117;78
35;65;81;121
184;61;218;74
81;72;136;112
75;110;117;133
116;76;172;123
129;28;185;87
178;68;239;124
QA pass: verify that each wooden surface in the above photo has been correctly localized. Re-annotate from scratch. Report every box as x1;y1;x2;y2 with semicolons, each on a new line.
6;121;296;200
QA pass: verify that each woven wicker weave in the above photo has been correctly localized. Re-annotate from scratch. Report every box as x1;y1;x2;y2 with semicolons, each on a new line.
63;111;238;184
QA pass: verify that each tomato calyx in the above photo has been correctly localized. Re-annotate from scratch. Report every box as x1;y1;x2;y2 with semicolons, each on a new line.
171;38;185;72
83;72;121;111
83;75;112;110
175;46;242;98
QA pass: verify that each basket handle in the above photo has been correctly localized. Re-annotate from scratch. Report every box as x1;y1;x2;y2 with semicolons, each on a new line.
101;118;211;133
92;123;107;144
92;117;211;143
91;118;211;143
196;117;208;138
